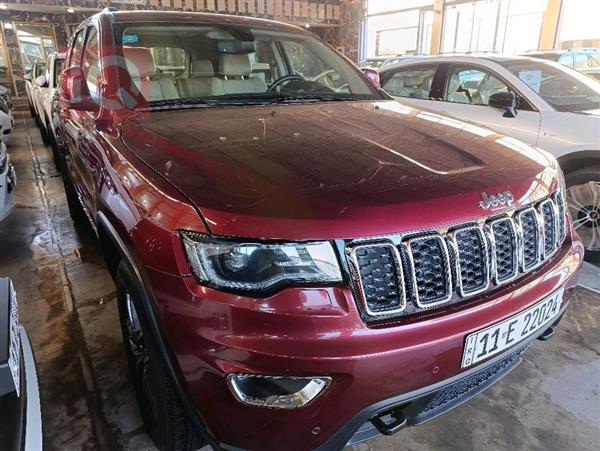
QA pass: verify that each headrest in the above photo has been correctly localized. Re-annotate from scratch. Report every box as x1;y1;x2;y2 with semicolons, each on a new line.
219;53;252;77
191;59;214;77
123;46;155;79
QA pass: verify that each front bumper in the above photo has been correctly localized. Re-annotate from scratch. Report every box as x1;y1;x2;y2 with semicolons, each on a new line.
146;231;583;451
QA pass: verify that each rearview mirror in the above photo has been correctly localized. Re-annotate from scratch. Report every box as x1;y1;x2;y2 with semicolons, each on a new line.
362;68;380;87
59;66;99;112
35;75;48;88
489;91;517;118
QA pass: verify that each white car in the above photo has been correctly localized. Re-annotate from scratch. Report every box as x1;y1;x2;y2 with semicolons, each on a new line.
32;52;65;147
379;55;600;261
0;142;16;221
24;61;43;118
0;97;13;145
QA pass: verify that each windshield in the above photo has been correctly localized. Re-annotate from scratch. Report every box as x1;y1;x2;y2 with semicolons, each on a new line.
114;23;384;109
502;60;600;112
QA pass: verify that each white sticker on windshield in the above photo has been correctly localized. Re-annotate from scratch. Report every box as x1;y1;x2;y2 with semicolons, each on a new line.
518;70;543;93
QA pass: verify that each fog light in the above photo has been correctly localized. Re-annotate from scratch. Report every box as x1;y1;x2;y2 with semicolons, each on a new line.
227;374;331;409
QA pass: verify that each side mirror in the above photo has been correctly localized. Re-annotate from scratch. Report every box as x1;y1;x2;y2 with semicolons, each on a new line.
489;91;517;118
35;75;48;88
59;66;98;112
362;68;380;87
24;72;32;82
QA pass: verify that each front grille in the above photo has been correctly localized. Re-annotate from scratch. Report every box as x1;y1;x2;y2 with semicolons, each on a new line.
347;192;566;319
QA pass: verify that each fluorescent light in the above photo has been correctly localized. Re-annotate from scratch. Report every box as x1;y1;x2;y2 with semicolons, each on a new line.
67;7;75;13
0;4;8;10
304;23;311;28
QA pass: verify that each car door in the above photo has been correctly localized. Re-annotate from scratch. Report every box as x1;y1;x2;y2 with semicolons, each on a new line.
434;64;541;146
380;63;441;111
62;24;100;218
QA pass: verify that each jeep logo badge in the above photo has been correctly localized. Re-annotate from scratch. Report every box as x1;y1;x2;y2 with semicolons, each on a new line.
479;191;514;209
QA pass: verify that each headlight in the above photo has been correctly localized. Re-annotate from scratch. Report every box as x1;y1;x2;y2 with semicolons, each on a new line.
181;232;342;293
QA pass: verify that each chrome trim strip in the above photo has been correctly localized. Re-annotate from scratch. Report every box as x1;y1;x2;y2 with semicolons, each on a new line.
347;242;407;316
538;198;559;258
406;234;453;308
449;225;490;297
515;207;542;271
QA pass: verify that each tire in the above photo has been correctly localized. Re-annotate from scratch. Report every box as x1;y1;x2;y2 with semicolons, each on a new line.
62;171;88;225
39;120;51;145
564;166;600;262
115;262;201;451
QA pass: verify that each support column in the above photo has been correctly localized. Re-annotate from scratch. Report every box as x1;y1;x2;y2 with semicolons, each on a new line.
430;0;444;54
538;0;563;50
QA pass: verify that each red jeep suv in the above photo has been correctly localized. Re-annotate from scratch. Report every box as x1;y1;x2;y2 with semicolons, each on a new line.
57;9;584;451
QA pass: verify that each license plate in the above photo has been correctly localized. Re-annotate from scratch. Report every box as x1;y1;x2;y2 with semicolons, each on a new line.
461;289;563;368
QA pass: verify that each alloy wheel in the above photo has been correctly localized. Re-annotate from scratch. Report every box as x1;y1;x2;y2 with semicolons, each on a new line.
567;181;600;253
124;291;159;421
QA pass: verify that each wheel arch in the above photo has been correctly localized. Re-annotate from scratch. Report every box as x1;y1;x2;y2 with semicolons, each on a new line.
95;211;220;449
557;150;600;174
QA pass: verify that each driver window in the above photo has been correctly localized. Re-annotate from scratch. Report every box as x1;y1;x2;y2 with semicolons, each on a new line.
445;66;510;106
382;66;437;99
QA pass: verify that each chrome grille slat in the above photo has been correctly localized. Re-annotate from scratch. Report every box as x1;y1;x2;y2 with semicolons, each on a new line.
489;218;518;284
348;243;406;316
516;207;542;271
347;192;567;318
555;191;566;243
539;199;558;257
407;235;453;307
451;226;490;296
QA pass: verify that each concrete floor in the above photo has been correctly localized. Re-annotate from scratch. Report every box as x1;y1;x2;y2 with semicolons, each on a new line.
1;113;599;451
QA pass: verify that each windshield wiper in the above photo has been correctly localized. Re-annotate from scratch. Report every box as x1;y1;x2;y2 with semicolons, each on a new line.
138;98;220;111
275;94;362;103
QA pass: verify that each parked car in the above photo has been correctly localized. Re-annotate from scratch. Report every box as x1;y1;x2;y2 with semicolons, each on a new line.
0;85;12;110
359;56;394;69
0;278;43;450
0;97;13;145
31;52;65;150
0;142;16;222
522;48;600;80
379;55;600;261
58;10;583;451
23;61;43;118
380;54;428;68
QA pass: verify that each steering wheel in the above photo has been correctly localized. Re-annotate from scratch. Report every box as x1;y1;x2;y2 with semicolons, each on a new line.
267;74;305;92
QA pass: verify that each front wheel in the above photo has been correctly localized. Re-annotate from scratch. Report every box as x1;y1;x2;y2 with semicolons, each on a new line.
565;167;600;262
115;262;202;451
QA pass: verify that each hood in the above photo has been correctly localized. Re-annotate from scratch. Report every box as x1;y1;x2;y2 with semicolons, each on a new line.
575;108;600;117
122;101;557;240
